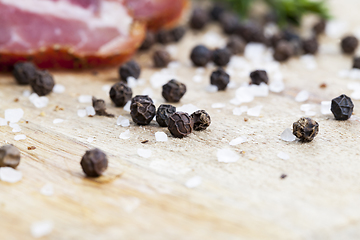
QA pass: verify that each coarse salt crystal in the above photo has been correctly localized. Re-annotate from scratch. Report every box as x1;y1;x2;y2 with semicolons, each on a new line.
321;101;332;115
249;83;269;97
281;128;296;142
137;148;152;158
235;87;254;103
23;90;31;97
228;56;248;69
301;55;317;69
14;134;26;141
229;98;241;106
166;45;178;57
211;103;226;109
117;116;130;127
195;67;205;74
102;84;111;92
295;90;309;102
40;183;54;196
233;106;248;116
349;69;360;79
347;82;360;90
269;80;285;93
0;167;22;183
53;119;64;124
0;118;7;126
123;101;131;112
52;84;65;93
193;75;203;83
150;72;177;89
185;176;202;188
31;220;54;238
206;85;218;92
229;136;247;146
142;87;153;97
12;127;21;133
77;109;87;118
86;106;95;117
245;43;266;61
5;108;24;123
168;61;181;69
119;130;130;139
338;70;350;79
127;76;138;88
177;104;200;114
326;20;348;39
78;95;92;103
351;90;360;100
277;152;290;160
217;148;239;163
227;81;236;89
300;104;315;112
247;105;263;117
203;31;226;47
86;137;94;143
155;132;168;142
29;94;49;108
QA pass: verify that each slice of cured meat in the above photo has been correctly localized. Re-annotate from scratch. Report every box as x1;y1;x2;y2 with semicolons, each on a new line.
125;0;189;31
0;0;145;70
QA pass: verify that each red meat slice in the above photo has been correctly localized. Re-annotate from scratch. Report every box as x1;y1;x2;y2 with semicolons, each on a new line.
0;0;145;70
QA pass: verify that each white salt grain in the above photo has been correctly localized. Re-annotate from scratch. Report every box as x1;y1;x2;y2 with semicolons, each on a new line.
244;43;266;61
281;128;296;142
155;132;168;142
52;84;65;93
86;137;94;143
351;90;360;100
40;183;54;196
185;176;202;188
0;167;22;183
137;148;152;158
295;90;309;102
166;45;178;57
5;108;24;123
142;87;153;97
247;105;263;117
12;127;22;133
347;82;360;90
116;116;130;127
86;106;95;116
300;104;315;112
123;101;131;112
195;67;205;74
305;111;316;116
31;220;54;238
269;80;285;93
233;106;248;116
0;118;7;126
119;130;130;139
277;152;290;160
206;85;218;92
29;94;49;108
78;95;92;103
177;104;200;114
127;76;138;88
193;75;203;83
235;87;254;103
23;90;31;97
168;61;181;69
211;103;226;109
349;68;360;79
102;84;111;92
338;70;350;78
326;20;348;38
14;134;26;141
249;83;269;97
227;81;236;89
217;148;239;163
150;72;177;89
301;55;317;69
229;98;241;106
321;101;332;115
229;136;247;146
53;119;64;124
203;31;226;47
77;109;87;118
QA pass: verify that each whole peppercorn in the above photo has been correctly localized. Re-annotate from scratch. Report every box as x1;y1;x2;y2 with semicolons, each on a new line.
331;94;354;120
293;117;319;142
12;62;37;85
210;68;230;90
156;104;176;127
190;8;208;30
0;144;21;169
119;60;141;82
353;57;360;69
92;97;114;117
130;96;156;125
302;38;319;55
131;95;153;104
30;70;55;96
341;36;359;54
226;36;246;55
140;31;156;50
162;79;187;103
209;4;225;21
80;148;108;177
212;48;231;67
250;70;269;85
219;13;239;35
168;112;193;138
170;26;186;42
273;40;294;62
156;29;173;44
236;23;265;43
109;82;133;107
190;45;212;67
282;29;301;42
313;19;326;35
191;110;211;131
153;49;171;68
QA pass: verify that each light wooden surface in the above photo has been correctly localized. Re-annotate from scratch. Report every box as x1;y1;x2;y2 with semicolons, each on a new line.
1;0;360;239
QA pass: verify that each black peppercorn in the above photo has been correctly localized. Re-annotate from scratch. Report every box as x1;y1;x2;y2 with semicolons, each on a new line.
353;57;360;69
140;31;156;50
341;36;359;54
80;148;108;177
226;36;246;55
170;26;186;42
331;94;354;120
191;110;211;131
131;95;153;104
92;97;114;117
162;79;186;103
190;8;208;30
210;68;230;90
209;4;225;21
293;117;319;142
190;45;212;67
273;41;294;62
282;29;301;42
219;13;239;35
302;38;319;55
236;23;265;43
250;70;269;85
0;144;20;169
119;60;141;82
212;48;231;67
153;49;171;68
168;112;193;138
156;104;176;127
109;82;133;107
30;70;55;96
313;19;326;35
156;29;174;44
12;62;37;85
130;96;156;125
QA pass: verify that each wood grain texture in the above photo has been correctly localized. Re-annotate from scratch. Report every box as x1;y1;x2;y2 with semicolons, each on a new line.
1;0;360;239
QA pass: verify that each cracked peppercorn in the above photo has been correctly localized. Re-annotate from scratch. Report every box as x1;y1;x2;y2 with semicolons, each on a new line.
250;70;269;85
210;68;230;90
331;94;354;120
156;104;176;127
80;148;108;177
353;57;360;69
273;41;294;62
168;112;193;138
226;36;246;55
119;60;141;82
131;95;153;104
140;31;156;50
302;38;319;55
153;49;171;68
109;82;132;107
92;97;114;117
30;70;55;96
190;45;212;67
12;62;37;85
170;26;186;42
190;8;208;30
293;117;319;142
220;13;239;35
212;48;231;67
0;144;21;169
162;79;187;103
130;95;156;125
341;36;359;54
191;110;211;131
156;29;173;44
